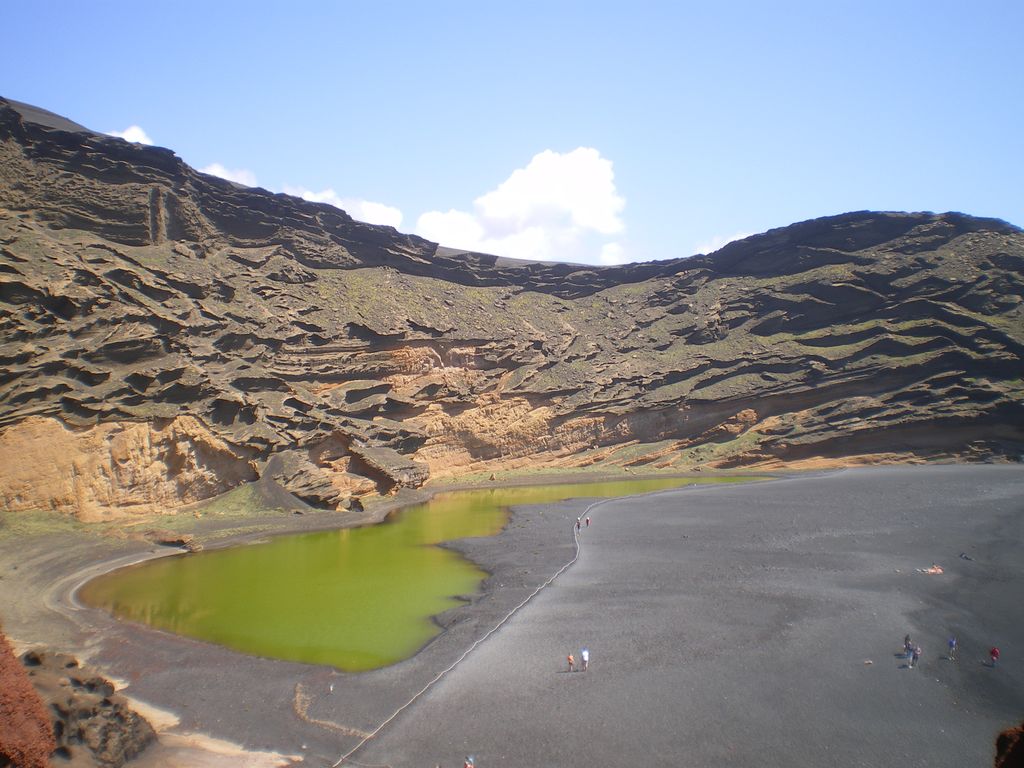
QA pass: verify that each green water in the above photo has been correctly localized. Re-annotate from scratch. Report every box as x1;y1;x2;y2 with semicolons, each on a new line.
79;476;748;670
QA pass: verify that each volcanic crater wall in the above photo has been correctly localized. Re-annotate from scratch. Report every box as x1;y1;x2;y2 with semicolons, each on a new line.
1;97;1022;519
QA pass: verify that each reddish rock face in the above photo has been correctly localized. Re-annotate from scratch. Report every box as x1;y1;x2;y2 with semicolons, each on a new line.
0;631;56;768
995;720;1024;768
1;96;1023;520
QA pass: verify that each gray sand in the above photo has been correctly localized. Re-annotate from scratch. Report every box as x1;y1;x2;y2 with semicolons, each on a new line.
2;466;1022;767
356;465;1024;767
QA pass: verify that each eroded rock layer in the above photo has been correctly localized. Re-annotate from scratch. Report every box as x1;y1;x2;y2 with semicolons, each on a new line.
1;97;1022;518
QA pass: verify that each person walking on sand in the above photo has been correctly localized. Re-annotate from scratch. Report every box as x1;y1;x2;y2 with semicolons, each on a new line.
910;646;921;668
585;516;591;527
576;518;582;532
948;636;957;661
581;647;589;671
567;653;575;672
904;634;913;657
990;647;1000;667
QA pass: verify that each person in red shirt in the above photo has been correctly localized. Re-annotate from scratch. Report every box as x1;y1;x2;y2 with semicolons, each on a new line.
990;647;1000;667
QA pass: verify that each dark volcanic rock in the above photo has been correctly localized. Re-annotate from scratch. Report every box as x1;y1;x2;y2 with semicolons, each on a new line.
143;530;203;552
1;95;1023;519
996;720;1024;768
17;647;155;767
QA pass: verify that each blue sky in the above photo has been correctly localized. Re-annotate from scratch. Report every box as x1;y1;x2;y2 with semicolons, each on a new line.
3;1;1022;265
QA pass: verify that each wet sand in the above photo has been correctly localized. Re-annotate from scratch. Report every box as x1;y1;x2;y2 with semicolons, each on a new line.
1;466;1022;767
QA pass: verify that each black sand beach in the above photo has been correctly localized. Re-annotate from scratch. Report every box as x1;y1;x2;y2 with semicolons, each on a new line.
357;465;1024;767
2;466;1022;767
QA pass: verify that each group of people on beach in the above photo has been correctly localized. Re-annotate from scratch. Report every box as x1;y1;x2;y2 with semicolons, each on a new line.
904;635;923;667
567;647;589;672
903;633;1000;668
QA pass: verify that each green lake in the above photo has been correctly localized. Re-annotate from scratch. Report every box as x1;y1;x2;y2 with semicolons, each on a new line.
79;476;750;671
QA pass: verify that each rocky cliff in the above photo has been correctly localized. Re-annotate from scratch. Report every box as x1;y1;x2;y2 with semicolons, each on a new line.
1;97;1022;519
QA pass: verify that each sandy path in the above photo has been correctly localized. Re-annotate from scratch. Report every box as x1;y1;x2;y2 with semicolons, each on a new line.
355;465;1024;767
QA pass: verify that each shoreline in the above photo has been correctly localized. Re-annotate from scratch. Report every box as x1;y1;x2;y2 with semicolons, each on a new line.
1;469;770;765
4;464;1019;767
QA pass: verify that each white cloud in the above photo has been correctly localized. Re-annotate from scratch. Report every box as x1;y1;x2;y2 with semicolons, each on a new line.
200;163;258;187
414;147;626;264
417;209;485;246
345;199;404;229
692;231;754;255
107;125;153;145
597;242;629;265
475;148;624;235
283;186;404;228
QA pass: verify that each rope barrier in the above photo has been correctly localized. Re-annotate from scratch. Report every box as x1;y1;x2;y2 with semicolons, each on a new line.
328;495;612;767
